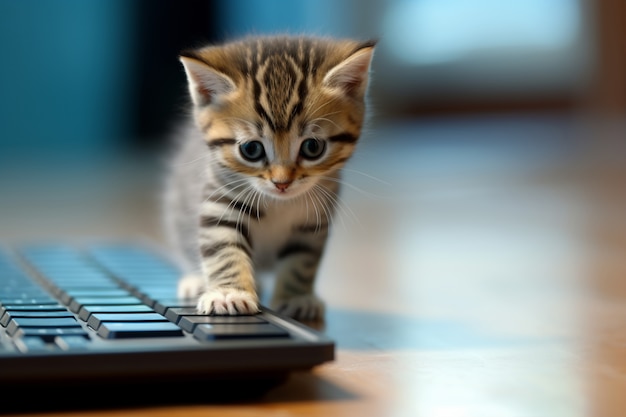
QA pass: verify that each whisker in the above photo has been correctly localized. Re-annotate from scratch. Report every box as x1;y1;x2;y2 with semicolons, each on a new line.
311;185;337;229
313;183;358;231
254;189;263;222
318;175;389;200
341;167;392;185
306;187;322;230
308;187;333;232
227;185;253;236
308;110;342;124
308;116;341;131
203;177;249;204
303;97;339;116
292;191;308;229
215;182;253;227
222;181;252;210
176;151;218;168
241;187;259;233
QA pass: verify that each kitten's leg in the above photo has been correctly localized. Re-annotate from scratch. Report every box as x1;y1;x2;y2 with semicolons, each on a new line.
271;241;326;321
195;218;259;315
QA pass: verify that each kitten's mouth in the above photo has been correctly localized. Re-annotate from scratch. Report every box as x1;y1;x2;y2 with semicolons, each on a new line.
265;181;305;199
270;186;295;198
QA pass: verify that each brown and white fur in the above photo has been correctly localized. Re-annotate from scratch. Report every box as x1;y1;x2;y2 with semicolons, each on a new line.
162;35;375;321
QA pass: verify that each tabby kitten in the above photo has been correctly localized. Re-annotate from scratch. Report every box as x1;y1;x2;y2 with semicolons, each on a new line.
162;35;375;321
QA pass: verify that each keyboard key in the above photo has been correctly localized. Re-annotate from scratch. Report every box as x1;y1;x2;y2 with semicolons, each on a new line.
50;277;119;290
45;275;116;286
133;287;179;304
136;286;179;296
3;310;73;318
152;297;197;315
59;288;131;305
0;310;73;327
55;335;91;350
1;303;68;312
77;304;154;321
1;304;71;324
87;312;168;330
68;296;144;313
12;327;89;341
13;336;50;353
6;317;82;336
178;315;266;332
63;289;131;297
10;317;81;328
164;307;201;323
0;296;57;305
97;322;184;339
0;289;51;299
193;323;289;340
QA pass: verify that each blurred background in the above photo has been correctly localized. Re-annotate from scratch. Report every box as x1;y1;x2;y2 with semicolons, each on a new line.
0;0;623;240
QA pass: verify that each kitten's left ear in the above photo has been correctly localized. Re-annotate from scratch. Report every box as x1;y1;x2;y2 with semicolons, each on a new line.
323;41;376;99
179;55;236;107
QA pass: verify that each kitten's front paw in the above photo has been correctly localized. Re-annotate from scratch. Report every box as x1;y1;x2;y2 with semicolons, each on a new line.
197;288;259;315
177;274;205;299
273;294;325;322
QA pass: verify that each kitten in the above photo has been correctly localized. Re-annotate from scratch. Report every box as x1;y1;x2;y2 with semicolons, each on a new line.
162;35;375;321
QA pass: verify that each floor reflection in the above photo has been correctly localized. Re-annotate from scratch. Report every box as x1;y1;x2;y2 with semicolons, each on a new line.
317;308;549;351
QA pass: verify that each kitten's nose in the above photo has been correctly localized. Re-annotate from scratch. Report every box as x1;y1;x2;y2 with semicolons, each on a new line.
272;180;291;191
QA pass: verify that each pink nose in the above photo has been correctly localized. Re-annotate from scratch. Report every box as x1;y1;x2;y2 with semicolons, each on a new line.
273;181;291;191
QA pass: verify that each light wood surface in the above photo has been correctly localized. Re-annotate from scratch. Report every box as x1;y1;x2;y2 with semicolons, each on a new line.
4;113;626;417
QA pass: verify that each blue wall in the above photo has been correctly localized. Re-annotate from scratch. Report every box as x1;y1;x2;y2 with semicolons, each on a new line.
215;0;356;40
0;0;590;165
0;0;135;161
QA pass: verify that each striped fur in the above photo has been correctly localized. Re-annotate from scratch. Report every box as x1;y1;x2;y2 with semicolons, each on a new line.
162;36;375;321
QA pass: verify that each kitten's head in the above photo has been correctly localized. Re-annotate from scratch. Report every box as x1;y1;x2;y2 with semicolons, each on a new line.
179;36;375;200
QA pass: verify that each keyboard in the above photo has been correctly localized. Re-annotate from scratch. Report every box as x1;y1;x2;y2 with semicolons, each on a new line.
0;241;334;387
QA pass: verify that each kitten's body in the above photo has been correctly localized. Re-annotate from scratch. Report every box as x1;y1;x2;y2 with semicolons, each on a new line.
162;36;375;321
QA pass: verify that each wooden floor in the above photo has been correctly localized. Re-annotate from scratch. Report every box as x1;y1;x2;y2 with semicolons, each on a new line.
4;112;626;417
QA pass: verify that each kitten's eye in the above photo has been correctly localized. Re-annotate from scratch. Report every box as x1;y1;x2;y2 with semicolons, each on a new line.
299;138;326;160
239;141;266;162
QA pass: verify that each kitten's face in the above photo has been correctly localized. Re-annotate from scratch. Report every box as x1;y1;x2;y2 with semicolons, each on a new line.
180;37;375;201
199;88;361;200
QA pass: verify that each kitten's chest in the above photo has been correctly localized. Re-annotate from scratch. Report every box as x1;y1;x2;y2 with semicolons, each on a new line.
249;202;308;268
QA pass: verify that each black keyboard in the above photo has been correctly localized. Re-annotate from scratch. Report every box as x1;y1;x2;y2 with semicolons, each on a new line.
0;241;334;386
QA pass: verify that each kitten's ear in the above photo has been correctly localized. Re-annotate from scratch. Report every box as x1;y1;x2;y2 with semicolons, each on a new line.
323;42;376;99
179;55;236;106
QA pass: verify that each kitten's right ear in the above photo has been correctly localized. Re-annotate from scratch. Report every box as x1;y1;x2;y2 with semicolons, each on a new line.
323;41;376;99
179;55;235;107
